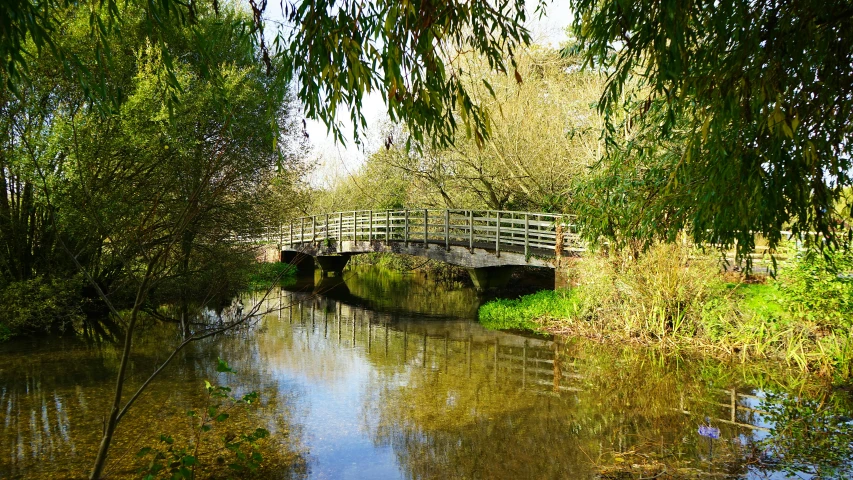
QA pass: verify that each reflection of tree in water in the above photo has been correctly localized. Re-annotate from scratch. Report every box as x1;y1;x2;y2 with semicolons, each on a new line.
0;322;308;479
341;266;480;319
361;335;832;479
753;391;853;479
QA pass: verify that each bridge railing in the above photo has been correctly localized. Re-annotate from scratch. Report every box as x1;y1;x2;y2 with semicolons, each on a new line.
267;209;583;256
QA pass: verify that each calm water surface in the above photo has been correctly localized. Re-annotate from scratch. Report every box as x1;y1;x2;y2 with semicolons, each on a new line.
2;267;852;478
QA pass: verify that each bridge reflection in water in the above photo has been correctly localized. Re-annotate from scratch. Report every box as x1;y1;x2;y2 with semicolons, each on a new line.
264;286;773;436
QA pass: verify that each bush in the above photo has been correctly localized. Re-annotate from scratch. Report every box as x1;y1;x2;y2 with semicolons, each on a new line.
776;249;853;329
566;243;728;338
0;275;85;339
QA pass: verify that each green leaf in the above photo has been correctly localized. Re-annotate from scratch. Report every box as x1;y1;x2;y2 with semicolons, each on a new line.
216;357;234;373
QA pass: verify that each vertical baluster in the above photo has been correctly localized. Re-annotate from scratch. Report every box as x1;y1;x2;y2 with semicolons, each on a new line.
325;213;329;246
300;217;305;243
386;210;390;242
339;212;343;244
468;210;473;252
444;210;449;251
524;213;530;259
354;211;358;242
289;223;293;246
369;211;373;243
404;209;409;246
495;211;501;257
423;209;428;248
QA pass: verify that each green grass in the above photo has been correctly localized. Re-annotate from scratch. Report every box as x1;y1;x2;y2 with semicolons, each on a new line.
737;283;788;320
247;262;296;290
478;290;579;332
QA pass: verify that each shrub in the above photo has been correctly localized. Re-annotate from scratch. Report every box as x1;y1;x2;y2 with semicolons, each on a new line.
776;249;853;329
566;243;730;338
0;275;85;339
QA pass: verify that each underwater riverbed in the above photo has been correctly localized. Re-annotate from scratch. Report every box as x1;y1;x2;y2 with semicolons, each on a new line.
2;267;852;479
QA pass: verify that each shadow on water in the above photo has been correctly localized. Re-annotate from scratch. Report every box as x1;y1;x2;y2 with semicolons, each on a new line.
1;265;853;478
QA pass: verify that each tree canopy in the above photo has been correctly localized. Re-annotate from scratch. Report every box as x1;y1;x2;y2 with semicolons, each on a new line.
1;0;545;149
568;0;853;258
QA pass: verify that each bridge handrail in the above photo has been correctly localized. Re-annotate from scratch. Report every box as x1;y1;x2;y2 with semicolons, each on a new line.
265;208;583;257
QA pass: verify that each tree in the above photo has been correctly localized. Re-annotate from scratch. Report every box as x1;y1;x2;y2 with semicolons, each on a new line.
0;2;307;476
354;47;604;212
2;0;545;151
567;0;853;259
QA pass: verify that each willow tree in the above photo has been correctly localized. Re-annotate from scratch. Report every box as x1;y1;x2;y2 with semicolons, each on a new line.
367;47;605;212
568;0;853;258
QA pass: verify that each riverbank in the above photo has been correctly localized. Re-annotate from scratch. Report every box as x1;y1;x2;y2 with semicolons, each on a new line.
479;244;853;382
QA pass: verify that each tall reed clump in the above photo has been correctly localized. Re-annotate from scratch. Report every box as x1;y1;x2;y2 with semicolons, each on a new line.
565;243;728;339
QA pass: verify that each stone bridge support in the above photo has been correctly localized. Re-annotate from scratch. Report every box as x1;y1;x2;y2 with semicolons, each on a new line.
466;266;517;291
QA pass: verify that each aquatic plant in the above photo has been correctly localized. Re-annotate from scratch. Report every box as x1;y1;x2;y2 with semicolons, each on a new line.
135;359;269;479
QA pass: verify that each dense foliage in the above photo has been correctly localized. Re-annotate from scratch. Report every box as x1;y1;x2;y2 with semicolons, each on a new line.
0;2;307;335
568;0;853;258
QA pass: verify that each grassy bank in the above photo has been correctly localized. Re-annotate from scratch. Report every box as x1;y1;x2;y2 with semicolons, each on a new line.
479;244;853;382
246;262;297;290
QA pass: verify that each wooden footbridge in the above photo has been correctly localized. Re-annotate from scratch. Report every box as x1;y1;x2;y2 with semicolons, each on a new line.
261;209;583;289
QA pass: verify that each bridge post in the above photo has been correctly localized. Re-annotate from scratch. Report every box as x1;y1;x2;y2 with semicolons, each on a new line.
386;210;390;242
444;210;449;251
339;212;343;244
314;254;351;277
312;215;316;243
468;210;473;251
289;223;293;247
300;217;305;243
423;209;428;248
369;211;373;242
354;211;358;241
404;209;409;246
495;211;501;257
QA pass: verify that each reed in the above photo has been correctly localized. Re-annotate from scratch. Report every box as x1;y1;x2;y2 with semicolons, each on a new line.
478;243;853;382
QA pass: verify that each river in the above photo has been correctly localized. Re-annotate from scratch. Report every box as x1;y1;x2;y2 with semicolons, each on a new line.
1;266;852;478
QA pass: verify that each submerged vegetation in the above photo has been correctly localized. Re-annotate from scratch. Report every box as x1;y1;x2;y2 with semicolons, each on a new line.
480;244;853;381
